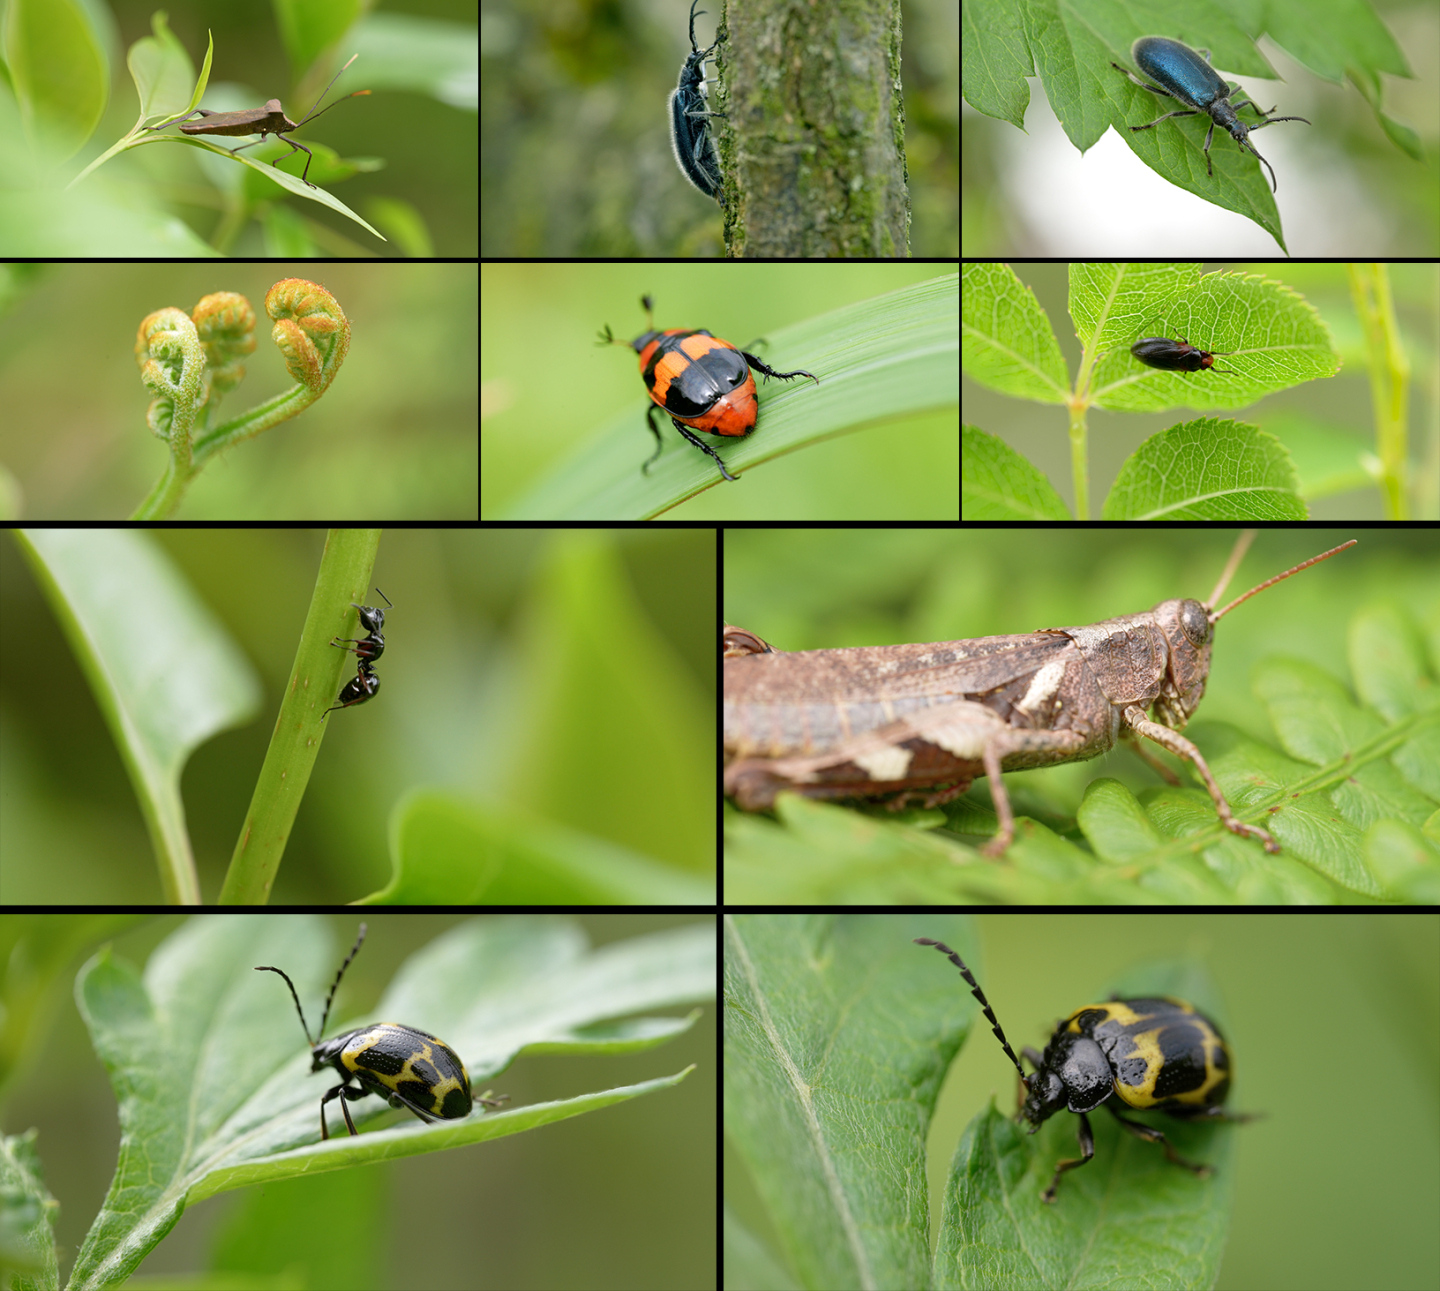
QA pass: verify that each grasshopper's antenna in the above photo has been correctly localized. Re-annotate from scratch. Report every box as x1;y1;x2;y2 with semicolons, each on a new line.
1213;540;1357;624
1207;530;1256;609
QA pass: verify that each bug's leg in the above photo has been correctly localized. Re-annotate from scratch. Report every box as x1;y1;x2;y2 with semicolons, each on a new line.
146;110;206;132
319;1083;349;1141
1178;1105;1262;1125
1042;1110;1095;1203
642;405;666;475
338;1085;372;1136
1128;106;1201;133
737;351;820;385
1110;64;1177;99
670;419;739;482
223;132;272;157
269;137;317;186
1106;1106;1210;1175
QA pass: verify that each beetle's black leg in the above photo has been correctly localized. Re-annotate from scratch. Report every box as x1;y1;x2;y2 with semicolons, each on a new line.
1106;1107;1210;1175
1043;1111;1096;1203
642;405;667;475
737;352;820;385
669;419;739;482
339;1085;373;1137
1172;1105;1262;1125
319;1083;348;1141
1110;63;1177;99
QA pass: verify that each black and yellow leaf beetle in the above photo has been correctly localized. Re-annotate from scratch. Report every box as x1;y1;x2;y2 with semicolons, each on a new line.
256;923;507;1141
916;938;1255;1202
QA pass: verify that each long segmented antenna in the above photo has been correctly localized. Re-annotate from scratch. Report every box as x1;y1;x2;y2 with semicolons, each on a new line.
256;922;368;1046
915;938;1027;1082
1206;530;1257;608
1212;540;1358;624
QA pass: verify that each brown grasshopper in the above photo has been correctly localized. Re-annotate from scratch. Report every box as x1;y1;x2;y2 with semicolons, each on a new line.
723;535;1356;857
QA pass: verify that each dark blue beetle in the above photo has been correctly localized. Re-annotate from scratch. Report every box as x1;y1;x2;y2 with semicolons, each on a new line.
669;0;725;201
1111;36;1309;192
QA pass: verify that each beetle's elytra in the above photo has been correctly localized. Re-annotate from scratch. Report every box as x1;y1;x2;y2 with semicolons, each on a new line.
255;923;507;1140
916;938;1257;1202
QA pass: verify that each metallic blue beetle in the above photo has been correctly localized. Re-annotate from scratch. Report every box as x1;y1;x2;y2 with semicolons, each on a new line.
1111;36;1309;192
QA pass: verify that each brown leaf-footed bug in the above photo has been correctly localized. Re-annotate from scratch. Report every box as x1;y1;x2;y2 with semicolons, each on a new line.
149;54;370;188
723;534;1357;856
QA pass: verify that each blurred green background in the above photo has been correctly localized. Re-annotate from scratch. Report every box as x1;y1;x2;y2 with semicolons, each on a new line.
482;262;958;520
0;264;476;520
1;913;715;1291
0;528;714;903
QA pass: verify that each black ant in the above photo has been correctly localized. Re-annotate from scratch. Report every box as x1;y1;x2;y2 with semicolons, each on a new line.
323;588;391;718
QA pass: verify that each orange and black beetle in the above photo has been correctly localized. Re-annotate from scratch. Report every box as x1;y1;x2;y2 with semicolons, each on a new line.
599;294;819;482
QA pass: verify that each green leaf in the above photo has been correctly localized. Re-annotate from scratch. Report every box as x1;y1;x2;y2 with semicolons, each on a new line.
724;913;974;1291
1089;266;1341;414
67;917;710;1289
961;263;1342;521
961;425;1071;519
504;275;957;520
724;916;1250;1290
1107;43;1302;216
13;530;263;905
1101;418;1306;520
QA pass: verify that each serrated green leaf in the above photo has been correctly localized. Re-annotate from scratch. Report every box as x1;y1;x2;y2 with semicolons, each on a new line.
962;424;1070;518
1090;267;1341;414
1102;418;1306;520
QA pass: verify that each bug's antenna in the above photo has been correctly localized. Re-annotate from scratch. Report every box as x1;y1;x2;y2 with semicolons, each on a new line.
1212;540;1357;623
317;923;367;1039
295;53;371;129
915;939;1028;1082
254;964;315;1046
255;922;367;1046
1206;530;1257;608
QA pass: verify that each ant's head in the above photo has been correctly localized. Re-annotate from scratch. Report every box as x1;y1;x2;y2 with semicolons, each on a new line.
351;587;392;634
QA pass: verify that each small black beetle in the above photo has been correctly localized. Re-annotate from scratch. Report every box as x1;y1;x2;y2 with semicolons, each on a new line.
1131;335;1241;376
916;938;1256;1202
